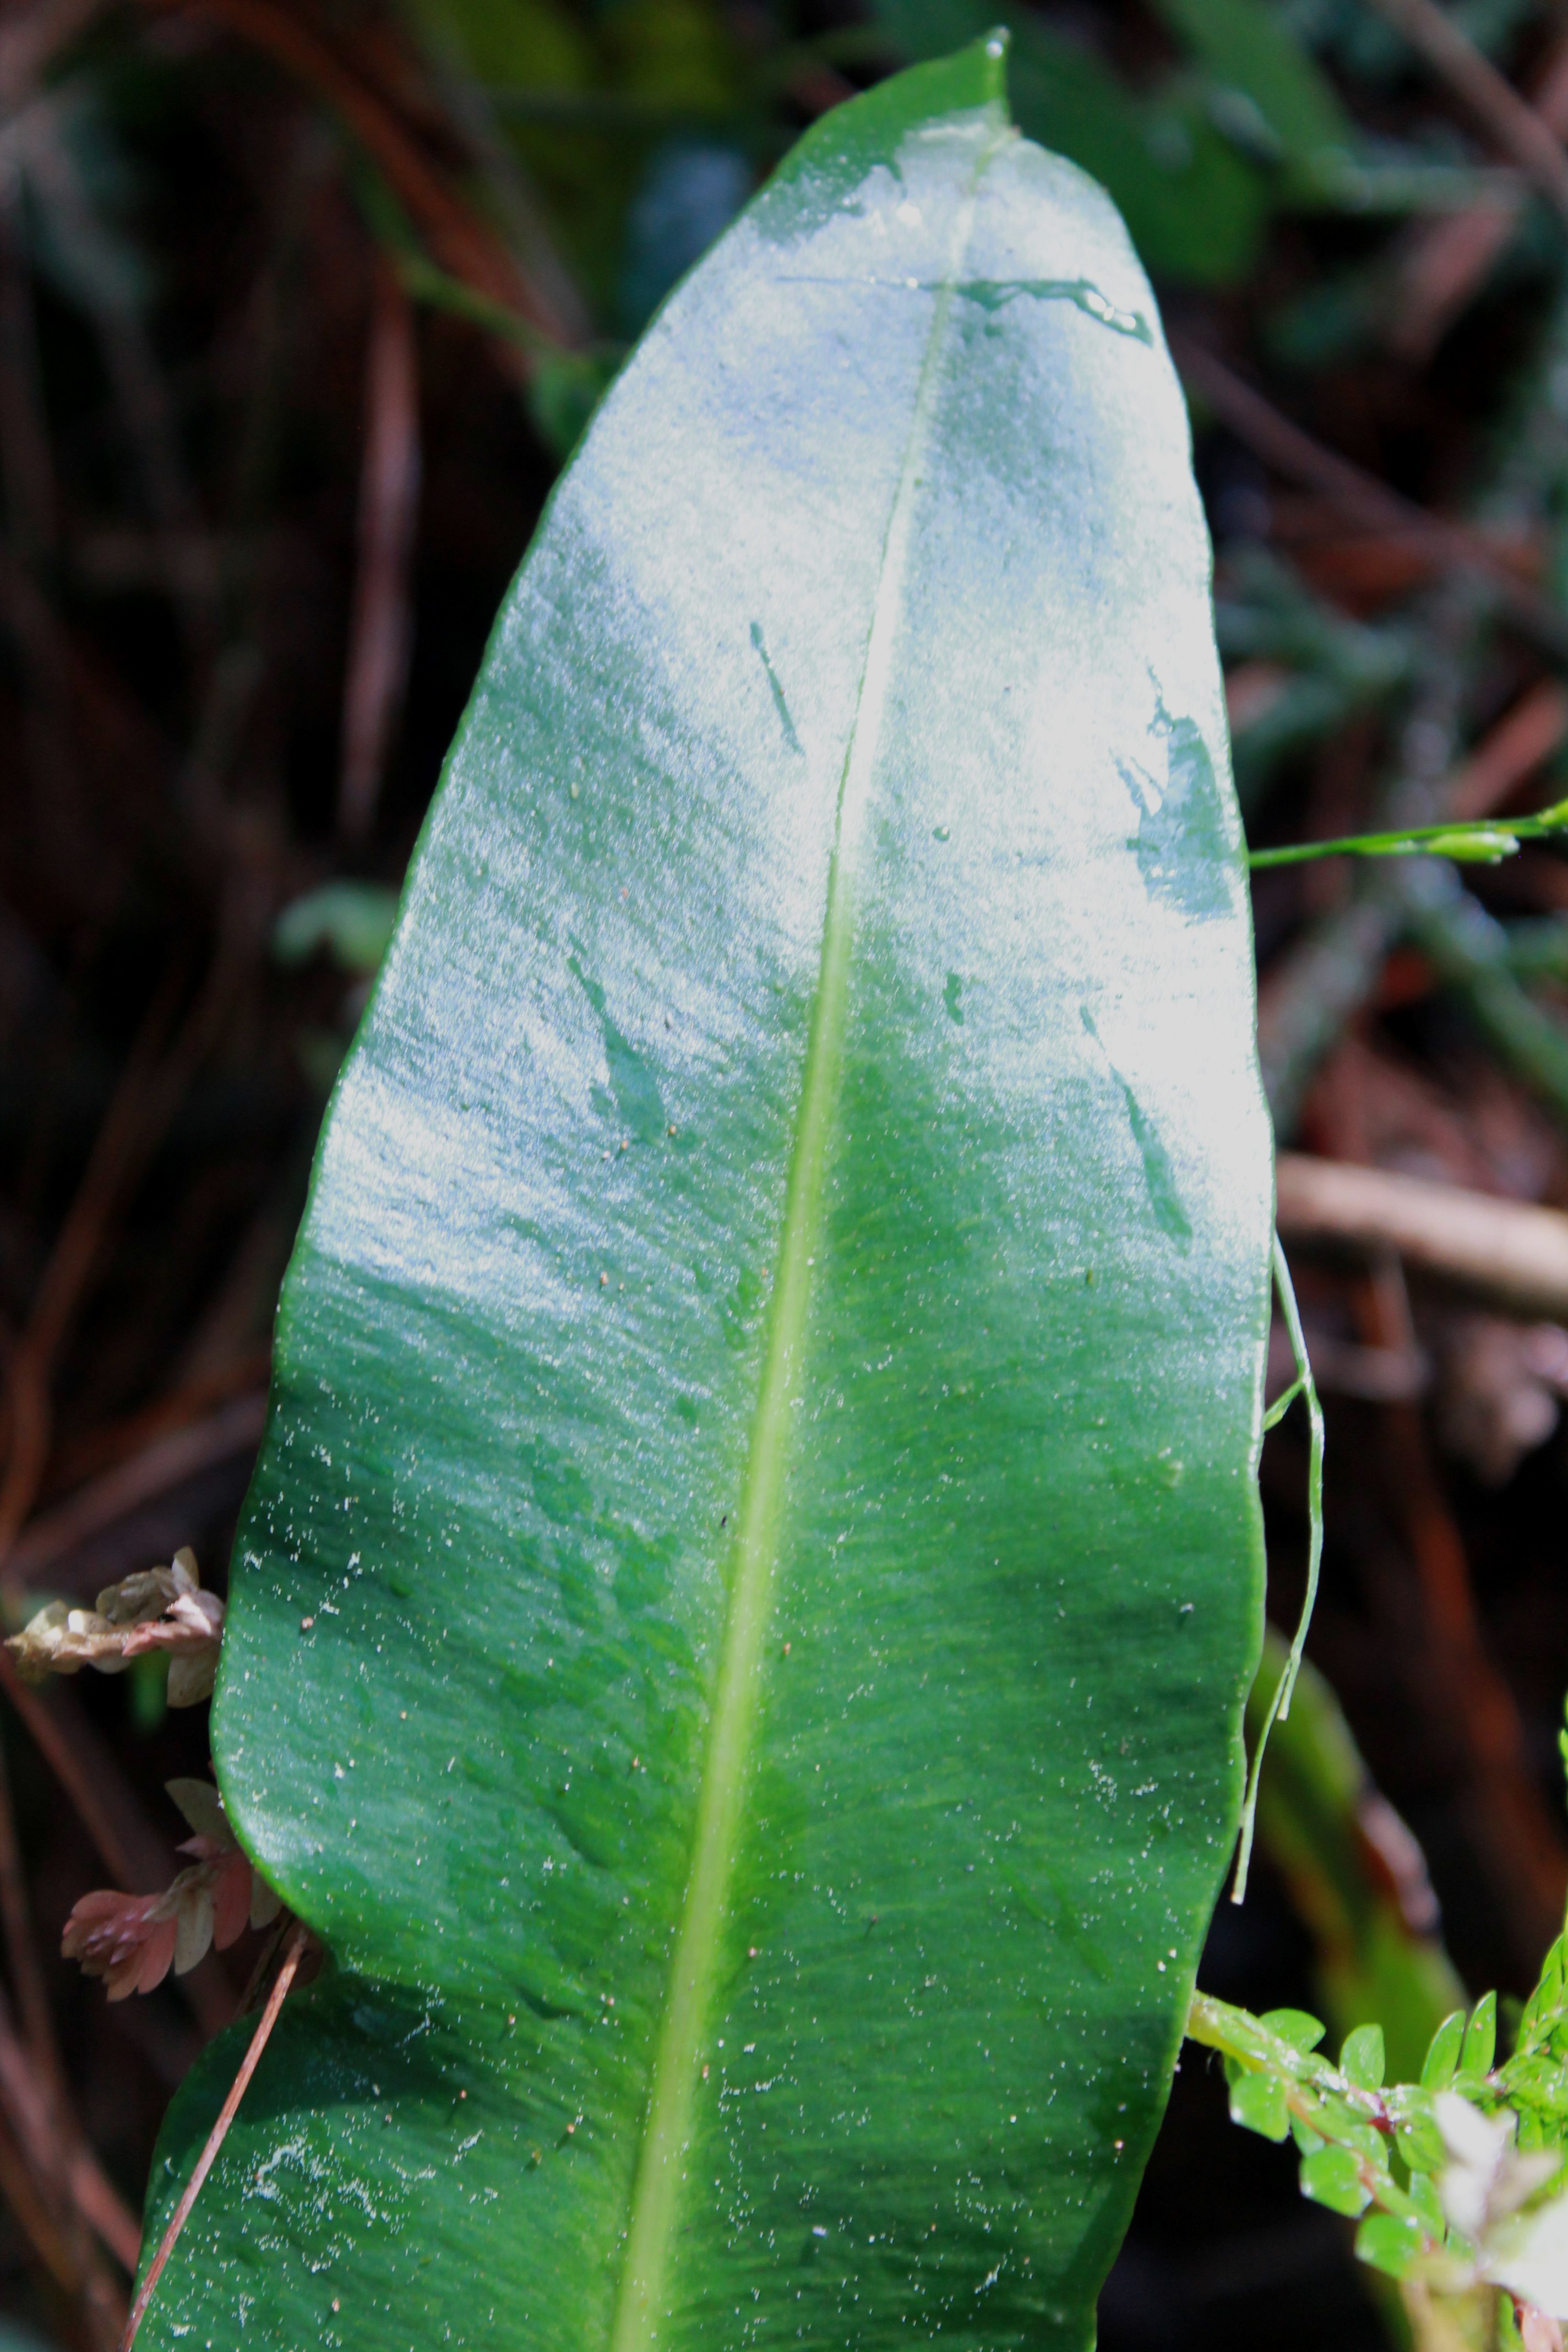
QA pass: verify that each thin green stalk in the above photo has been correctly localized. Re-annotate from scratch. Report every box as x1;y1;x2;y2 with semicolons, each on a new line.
1232;1235;1324;1905
1248;805;1568;869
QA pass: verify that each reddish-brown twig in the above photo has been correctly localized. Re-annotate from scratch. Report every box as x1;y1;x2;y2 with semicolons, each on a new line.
70;2147;142;2276
0;926;254;1588
1445;676;1568;819
0;972;182;1574
0;544;179;905
0;1978;140;2275
139;0;581;358
1367;0;1568;228
0;2103;89;2296
121;1918;309;2352
0;1976;133;2344
40;1344;268;1501
1389;31;1568;357
0;2102;116;2342
1276;1153;1568;1321
1355;1254;1568;1968
0;1728;61;2104
1173;337;1568;659
0;1649;142;1893
7;1389;267;1591
0;539;85;943
232;1909;291;2016
339;258;421;841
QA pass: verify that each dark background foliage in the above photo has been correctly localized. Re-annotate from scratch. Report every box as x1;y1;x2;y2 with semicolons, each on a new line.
1;0;1567;2343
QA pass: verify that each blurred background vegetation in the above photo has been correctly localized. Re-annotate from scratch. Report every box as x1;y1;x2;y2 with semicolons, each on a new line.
5;0;1568;2344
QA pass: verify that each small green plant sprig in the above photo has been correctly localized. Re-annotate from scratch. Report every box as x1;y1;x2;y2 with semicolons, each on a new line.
1248;802;1568;869
1191;1943;1568;2339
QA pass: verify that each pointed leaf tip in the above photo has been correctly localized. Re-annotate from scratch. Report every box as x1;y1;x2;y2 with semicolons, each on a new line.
908;30;1012;122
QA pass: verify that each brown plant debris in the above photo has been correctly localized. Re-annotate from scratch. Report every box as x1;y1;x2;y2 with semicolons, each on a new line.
62;1779;280;2002
7;1545;223;1706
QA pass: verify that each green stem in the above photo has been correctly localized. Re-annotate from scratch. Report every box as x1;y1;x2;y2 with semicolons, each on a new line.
1248;817;1551;868
1232;1235;1324;1906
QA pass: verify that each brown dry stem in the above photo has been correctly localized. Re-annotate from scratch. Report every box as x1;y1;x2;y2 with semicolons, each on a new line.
120;1918;309;2352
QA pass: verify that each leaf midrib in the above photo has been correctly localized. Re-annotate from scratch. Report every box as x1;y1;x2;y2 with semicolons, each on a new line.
607;109;1009;2352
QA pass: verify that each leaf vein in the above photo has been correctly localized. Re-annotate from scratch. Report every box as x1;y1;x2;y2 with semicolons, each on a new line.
607;100;1011;2352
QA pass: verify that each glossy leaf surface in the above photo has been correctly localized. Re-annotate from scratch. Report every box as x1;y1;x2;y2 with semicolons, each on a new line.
140;42;1271;2352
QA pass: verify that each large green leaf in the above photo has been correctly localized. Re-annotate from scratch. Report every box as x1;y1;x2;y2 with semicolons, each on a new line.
139;40;1271;2352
